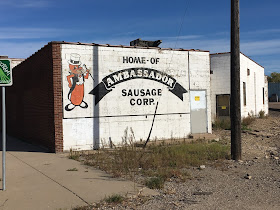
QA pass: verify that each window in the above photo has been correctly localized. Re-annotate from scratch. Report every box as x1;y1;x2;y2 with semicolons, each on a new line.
263;88;265;104
247;68;250;76
243;82;246;106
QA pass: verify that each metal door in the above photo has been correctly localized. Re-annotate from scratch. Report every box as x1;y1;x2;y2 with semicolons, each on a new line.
190;90;207;133
216;94;230;118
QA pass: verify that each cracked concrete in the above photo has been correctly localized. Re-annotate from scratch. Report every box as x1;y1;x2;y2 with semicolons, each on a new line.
0;136;157;210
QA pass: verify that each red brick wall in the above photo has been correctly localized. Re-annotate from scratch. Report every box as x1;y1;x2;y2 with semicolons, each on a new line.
52;44;63;152
6;42;63;152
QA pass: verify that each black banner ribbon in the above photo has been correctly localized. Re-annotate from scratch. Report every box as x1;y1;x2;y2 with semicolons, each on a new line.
89;68;187;105
170;83;188;101
89;82;112;105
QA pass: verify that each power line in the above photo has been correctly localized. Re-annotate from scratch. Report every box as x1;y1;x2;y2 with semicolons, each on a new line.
174;0;190;49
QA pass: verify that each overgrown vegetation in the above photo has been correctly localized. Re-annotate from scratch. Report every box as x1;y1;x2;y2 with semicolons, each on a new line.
104;194;124;204
267;72;280;83
213;117;231;130
68;148;80;161
259;110;266;119
72;194;127;210
213;114;258;131
75;141;230;189
241;115;256;130
66;168;78;171
242;115;255;126
145;177;165;189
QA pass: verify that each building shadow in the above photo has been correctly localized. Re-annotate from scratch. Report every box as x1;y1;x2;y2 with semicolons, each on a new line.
0;134;49;153
93;46;100;149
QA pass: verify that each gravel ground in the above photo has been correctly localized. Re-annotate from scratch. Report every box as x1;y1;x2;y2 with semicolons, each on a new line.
86;110;280;210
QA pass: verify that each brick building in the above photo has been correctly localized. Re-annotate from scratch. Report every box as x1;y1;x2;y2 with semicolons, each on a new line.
6;41;212;152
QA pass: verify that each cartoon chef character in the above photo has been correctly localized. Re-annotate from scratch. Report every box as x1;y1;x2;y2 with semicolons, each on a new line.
65;53;90;111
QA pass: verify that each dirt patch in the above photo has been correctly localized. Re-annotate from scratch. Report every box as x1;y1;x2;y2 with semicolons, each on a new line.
77;110;280;210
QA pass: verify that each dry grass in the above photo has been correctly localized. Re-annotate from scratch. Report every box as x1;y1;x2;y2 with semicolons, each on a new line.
66;167;78;171
213;118;231;130
76;141;230;189
68;149;81;161
242;115;255;126
213;115;257;131
104;194;124;204
259;110;266;119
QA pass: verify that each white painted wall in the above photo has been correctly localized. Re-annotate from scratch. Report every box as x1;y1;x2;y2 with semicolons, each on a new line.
189;52;212;133
61;44;211;151
210;53;268;121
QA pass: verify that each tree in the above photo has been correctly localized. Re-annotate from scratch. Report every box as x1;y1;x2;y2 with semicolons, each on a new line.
267;72;280;83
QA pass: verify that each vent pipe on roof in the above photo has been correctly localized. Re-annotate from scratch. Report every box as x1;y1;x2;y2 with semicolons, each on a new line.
130;38;162;47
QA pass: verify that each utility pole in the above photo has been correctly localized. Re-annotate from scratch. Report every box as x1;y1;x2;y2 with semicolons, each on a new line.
230;0;241;160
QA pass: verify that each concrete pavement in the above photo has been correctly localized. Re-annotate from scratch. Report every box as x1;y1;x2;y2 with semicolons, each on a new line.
0;136;157;210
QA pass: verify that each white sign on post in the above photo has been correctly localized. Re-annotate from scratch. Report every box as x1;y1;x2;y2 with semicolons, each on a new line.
0;59;12;191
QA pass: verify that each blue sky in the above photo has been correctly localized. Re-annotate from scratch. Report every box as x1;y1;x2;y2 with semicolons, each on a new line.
0;0;279;75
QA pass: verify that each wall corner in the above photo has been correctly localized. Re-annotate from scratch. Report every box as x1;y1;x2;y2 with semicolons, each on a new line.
52;43;63;152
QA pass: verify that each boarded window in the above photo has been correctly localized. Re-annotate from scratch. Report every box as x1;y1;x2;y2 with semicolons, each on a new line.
243;82;246;106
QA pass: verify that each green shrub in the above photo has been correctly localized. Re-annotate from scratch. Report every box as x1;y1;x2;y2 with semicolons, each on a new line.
104;194;124;203
242;115;255;126
145;177;165;189
213;118;231;130
66;168;78;171
259;110;266;118
68;149;80;161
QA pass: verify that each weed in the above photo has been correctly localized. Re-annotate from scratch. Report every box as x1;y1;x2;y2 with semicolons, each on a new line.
80;140;230;189
259;110;266;118
68;149;80;161
241;125;251;131
214;114;258;130
213;118;231;130
67;168;78;171
145;177;165;189
104;194;124;203
242;115;255;126
72;206;92;210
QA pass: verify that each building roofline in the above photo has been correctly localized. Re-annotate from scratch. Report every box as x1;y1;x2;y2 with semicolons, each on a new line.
13;41;209;70
10;58;25;61
210;52;264;69
50;41;209;52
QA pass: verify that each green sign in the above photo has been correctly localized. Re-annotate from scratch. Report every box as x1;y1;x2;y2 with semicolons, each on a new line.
0;60;12;86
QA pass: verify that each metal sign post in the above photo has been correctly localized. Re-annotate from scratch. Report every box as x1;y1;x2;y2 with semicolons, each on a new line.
2;87;5;190
0;59;12;191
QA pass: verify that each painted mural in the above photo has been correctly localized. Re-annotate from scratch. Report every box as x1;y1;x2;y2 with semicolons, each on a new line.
62;46;192;119
89;67;187;105
65;53;92;111
61;45;212;150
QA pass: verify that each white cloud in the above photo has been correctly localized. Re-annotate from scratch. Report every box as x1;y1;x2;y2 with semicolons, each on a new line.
0;28;68;39
0;41;47;58
259;59;280;74
241;39;280;56
149;35;203;40
0;0;51;8
1;29;279;74
160;37;229;52
242;29;280;36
